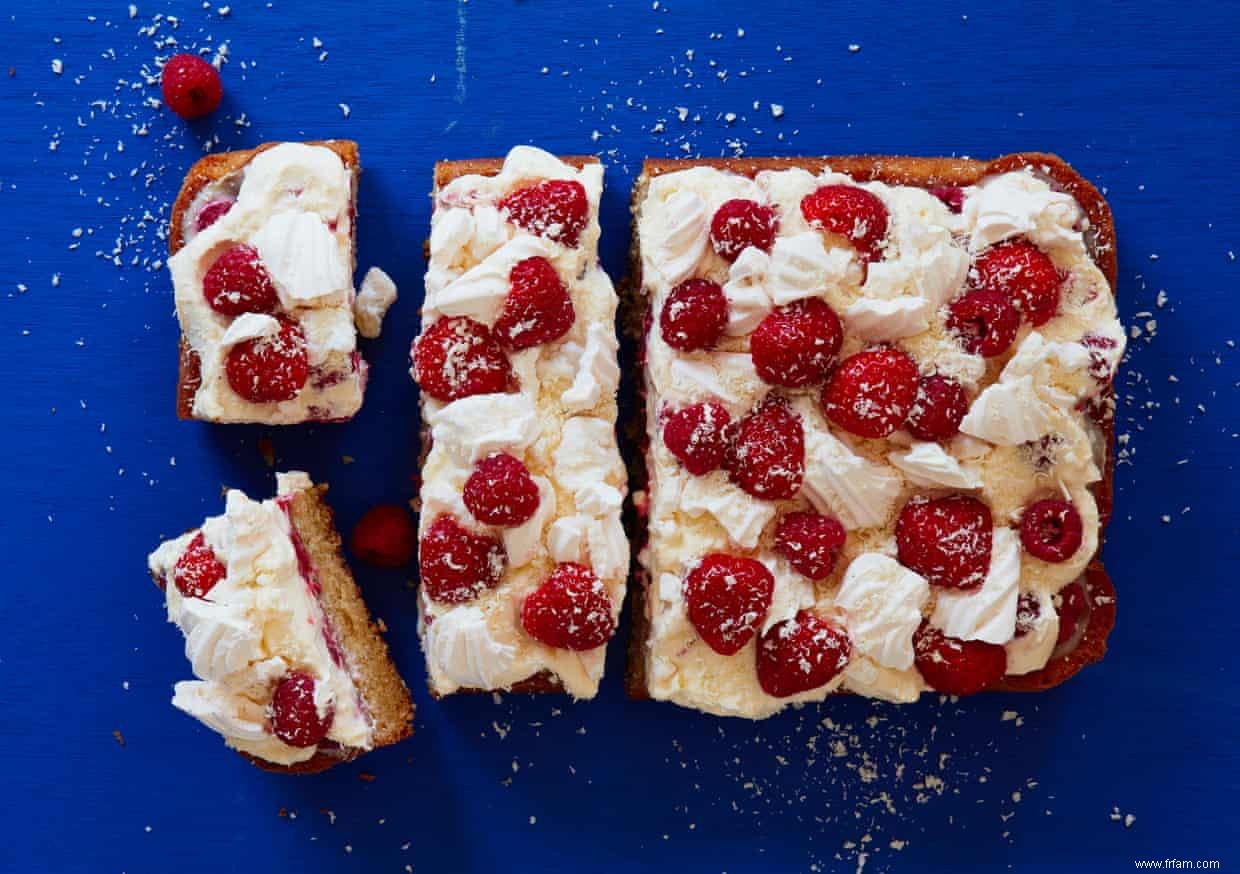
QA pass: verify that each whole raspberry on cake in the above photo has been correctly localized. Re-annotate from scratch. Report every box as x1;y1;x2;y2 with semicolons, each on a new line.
147;472;413;772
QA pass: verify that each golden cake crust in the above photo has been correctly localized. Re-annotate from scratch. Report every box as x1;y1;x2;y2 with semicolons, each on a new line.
624;152;1119;703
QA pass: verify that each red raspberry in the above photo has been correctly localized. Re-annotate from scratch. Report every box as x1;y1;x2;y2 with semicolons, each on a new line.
161;53;223;120
225;318;309;403
662;402;732;476
756;611;852;698
493;256;575;350
973;240;1062;326
905;374;969;441
172;532;226;599
913;623;1007;696
750;298;843;388
800;185;889;261
1053;580;1088;644
195;198;235;231
709;198;779;261
659;278;728;352
947;289;1020;358
1020;499;1083;563
499;179;589;247
1014;592;1040;638
821;346;920;439
683;554;775;655
521;563;615;650
202;244;279;316
774;511;846;580
896;495;993;589
725;396;804;500
929;186;965;214
419;514;505;604
349;504;416;568
270;672;333;748
412;316;513;403
463;452;541;526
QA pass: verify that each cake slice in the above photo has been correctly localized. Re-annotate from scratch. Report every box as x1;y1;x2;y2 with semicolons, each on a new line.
147;472;413;772
168;140;397;423
626;154;1123;717
410;147;628;698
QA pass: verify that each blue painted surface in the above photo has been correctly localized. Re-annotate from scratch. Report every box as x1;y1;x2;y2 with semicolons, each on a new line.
2;1;1238;871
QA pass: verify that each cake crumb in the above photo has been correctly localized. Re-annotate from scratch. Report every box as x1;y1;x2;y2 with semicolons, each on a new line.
112;729;126;747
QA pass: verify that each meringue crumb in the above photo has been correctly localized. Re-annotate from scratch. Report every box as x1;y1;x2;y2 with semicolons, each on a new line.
338;103;351;119
848;43;861;53
52;58;63;75
528;816;537;825
770;103;784;118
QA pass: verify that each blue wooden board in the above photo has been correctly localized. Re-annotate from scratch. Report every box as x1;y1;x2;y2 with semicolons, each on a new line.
2;1;1238;871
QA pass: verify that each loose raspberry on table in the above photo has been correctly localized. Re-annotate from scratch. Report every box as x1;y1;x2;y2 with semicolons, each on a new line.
225;318;309;404
202;244;279;316
493;256;575;350
947;289;1020;358
913;622;1007;696
800;184;889;261
412;316;512;403
725;395;804;500
709;198;779;261
750;298;843;388
662;402;732;476
419;514;505;604
463;452;541;526
1019;499;1084;563
821;346;920;439
774;511;847;580
659;278;728;352
905;374;969;441
349;504;416;568
756;611;852;698
683;554;775;655
499;179;589;247
161;53;223;120
521;563;615;650
172;532;226;599
972;240;1062;326
270;672;333;748
896;494;993;589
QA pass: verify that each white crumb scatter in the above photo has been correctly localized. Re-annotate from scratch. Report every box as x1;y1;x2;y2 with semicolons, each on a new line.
528;816;537;825
218;5;230;14
848;43;861;53
52;273;61;287
52;58;64;75
128;3;137;17
312;36;323;48
338;103;351;118
770;103;784;118
1125;813;1136;828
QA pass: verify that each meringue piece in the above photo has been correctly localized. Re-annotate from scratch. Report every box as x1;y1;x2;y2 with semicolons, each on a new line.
768;231;857;305
298;308;357;366
423;605;520;691
844;296;933;341
429;393;540;463
842;657;923;703
650;190;710;287
423;235;554;325
794;399;903;529
501;477;556;567
238;142;352;220
547;515;589;565
354;267;398;339
959;374;1054;446
965;169;1086;256
275;470;313;495
836;553;929;670
722;247;773;335
562;322;621;412
887;442;982;489
504;144;584;183
252;211;350;309
553;416;622;495
922;338;987;392
681;473;777;550
1005;589;1060;675
652;344;765;411
759;556;816;633
931;528;1020;644
1001;331;1093;409
586;514;630;581
219;312;280;347
576;481;624;515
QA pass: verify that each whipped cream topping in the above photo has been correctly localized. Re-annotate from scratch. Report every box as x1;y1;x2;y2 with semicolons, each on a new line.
636;161;1124;717
147;472;371;765
170;143;393;423
415;147;627;699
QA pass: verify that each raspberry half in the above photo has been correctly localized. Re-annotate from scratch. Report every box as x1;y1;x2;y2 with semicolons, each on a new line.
973;240;1062;326
662;402;732;476
756;611;852;698
683;554;775;655
774;511;847;580
896;495;993;589
172;532;226;599
412;316;512;403
202;244;279;316
463;453;541;527
493;256;575;350
913;623;1007;696
947;289;1020;358
195;198;235;231
750;298;843;388
161;54;223;120
270;672;333;748
710;198;778;261
660;278;728;352
1053;581;1088;644
1020;499;1083;563
419;514;505;604
905;374;969;441
499;179;589;247
822;346;920;439
800;185;889;260
521;563;615;650
225;318;309;403
725;396;805;500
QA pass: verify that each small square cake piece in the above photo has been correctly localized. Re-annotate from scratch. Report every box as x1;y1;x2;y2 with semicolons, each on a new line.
627;154;1123;718
168;140;397;423
148;472;413;773
411;147;629;698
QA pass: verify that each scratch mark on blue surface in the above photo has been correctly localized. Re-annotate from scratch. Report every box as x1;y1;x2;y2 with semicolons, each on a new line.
455;0;467;103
